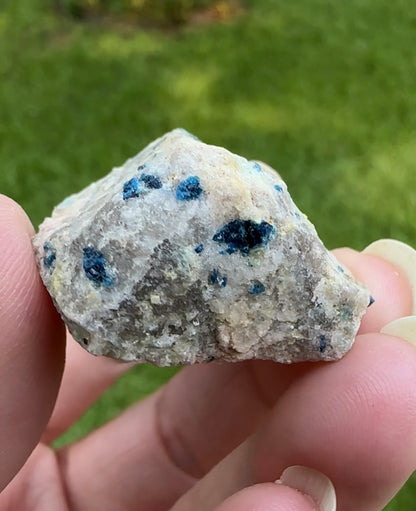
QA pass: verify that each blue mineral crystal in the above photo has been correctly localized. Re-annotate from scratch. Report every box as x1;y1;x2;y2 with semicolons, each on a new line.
123;177;140;200
83;247;113;287
248;281;265;294
209;268;227;287
140;173;162;189
43;242;56;269
213;219;275;255
176;176;203;201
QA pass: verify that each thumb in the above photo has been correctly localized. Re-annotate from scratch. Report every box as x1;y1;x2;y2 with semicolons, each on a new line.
0;195;65;490
213;466;336;511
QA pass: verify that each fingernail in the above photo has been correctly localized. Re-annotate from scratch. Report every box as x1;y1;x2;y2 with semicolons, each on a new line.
381;316;416;346
276;465;336;511
363;239;416;314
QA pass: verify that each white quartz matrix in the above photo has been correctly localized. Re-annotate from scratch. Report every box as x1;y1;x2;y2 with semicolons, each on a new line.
33;129;370;365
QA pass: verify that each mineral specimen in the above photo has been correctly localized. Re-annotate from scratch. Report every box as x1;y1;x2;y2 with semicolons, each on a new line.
32;129;370;366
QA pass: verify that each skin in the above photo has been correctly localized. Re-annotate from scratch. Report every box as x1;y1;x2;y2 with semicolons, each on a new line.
0;193;415;511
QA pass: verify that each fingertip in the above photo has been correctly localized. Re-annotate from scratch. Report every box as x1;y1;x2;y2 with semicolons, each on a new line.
332;248;413;333
332;247;358;259
214;483;318;511
0;194;35;237
0;195;63;349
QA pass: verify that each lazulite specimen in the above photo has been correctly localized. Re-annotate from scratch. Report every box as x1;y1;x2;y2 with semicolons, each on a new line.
32;129;370;365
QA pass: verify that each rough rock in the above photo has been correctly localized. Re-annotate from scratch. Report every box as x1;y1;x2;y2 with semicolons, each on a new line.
32;129;371;365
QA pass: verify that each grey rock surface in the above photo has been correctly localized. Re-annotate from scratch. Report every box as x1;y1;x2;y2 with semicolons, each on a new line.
33;129;371;365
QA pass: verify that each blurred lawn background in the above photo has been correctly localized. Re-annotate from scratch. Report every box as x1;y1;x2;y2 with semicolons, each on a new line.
1;0;416;508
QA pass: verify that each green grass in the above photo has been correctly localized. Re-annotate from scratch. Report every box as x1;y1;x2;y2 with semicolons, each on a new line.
1;0;416;508
54;364;179;447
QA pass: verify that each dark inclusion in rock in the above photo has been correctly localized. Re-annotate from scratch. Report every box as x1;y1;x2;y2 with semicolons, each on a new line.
248;281;265;295
83;247;113;287
195;244;204;254
123;177;140;200
213;219;275;255
176;176;203;201
319;334;327;353
140;173;162;189
209;268;227;287
43;242;56;269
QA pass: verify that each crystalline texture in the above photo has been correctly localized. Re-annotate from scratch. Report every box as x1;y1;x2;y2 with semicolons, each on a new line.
32;129;371;365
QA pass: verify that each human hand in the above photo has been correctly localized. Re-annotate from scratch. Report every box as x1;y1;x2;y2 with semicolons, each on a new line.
0;193;415;511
